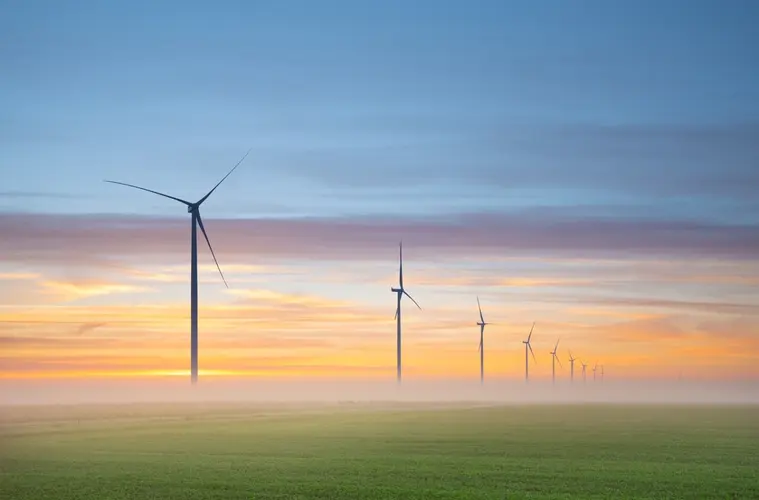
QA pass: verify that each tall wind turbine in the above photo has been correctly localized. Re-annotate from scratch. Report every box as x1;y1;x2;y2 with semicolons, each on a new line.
601;365;604;383
105;150;250;385
522;322;536;383
581;361;588;384
390;241;421;384
568;351;577;384
593;362;598;382
549;338;562;385
476;296;489;384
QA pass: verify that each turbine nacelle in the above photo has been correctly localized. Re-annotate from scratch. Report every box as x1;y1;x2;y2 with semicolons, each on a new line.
391;287;402;293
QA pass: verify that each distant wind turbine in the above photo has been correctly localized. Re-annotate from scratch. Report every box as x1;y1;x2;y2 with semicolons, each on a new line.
105;150;250;385
550;338;562;385
522;322;536;383
593;362;598;382
601;365;604;383
568;351;577;384
390;241;421;384
581;361;587;384
476;296;490;384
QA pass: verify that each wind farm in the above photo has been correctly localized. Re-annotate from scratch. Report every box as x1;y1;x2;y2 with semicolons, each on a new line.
3;1;759;499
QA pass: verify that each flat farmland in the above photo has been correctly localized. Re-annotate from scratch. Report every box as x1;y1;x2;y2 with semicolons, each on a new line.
1;403;757;499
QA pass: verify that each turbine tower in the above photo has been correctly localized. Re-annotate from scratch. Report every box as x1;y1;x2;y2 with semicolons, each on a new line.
568;351;577;383
601;365;604;383
549;338;562;385
581;361;587;384
476;296;489;384
522;322;536;383
105;150;250;384
390;241;421;384
593;362;598;382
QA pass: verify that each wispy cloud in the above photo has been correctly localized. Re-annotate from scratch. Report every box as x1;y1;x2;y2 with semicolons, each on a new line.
0;272;40;280
1;211;757;267
39;279;150;302
0;191;83;199
281;122;759;200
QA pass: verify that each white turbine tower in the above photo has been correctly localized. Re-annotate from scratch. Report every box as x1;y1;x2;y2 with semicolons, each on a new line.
390;241;421;384
522;322;536;383
476;296;489;384
550;338;562;385
593;362;598;382
105;150;250;384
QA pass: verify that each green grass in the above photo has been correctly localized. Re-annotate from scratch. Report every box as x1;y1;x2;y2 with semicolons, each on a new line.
1;402;757;499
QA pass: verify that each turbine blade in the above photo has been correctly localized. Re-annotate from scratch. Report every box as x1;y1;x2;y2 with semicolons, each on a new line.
554;337;560;351
104;180;191;206
527;322;535;342
195;211;228;288
196;149;251;206
556;355;563;368
478;338;482;352
403;290;421;310
528;343;536;363
477;296;485;323
394;305;399;320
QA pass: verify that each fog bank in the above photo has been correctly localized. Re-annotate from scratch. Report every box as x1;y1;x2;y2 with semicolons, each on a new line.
1;378;757;406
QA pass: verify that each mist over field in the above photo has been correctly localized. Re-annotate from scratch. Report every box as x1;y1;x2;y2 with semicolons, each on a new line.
2;378;757;406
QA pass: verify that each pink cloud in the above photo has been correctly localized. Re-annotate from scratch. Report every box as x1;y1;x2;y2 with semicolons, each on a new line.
1;212;757;268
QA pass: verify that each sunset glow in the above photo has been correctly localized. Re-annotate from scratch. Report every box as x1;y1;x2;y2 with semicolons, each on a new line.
2;1;757;385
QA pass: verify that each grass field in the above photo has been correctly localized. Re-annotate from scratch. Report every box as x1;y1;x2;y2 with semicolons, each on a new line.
1;402;757;499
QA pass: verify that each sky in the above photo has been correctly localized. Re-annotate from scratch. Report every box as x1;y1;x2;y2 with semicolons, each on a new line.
1;0;758;384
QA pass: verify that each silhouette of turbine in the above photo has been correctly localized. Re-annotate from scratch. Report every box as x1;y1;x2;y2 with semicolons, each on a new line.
390;241;420;384
550;338;562;385
476;296;490;384
522;322;536;383
105;150;250;384
568;351;577;384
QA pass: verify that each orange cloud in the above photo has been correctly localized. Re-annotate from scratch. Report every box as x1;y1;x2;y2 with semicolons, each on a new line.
39;279;150;301
0;272;40;280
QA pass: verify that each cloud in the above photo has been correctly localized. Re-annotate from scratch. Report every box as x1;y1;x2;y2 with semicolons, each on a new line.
75;322;107;335
39;279;150;302
557;296;759;316
0;272;40;280
227;288;347;309
280;121;759;200
1;211;757;267
0;191;83;199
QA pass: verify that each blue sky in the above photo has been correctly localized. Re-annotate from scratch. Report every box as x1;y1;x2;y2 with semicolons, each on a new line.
2;0;757;221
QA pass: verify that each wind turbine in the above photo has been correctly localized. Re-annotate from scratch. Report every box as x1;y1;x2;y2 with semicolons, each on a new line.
593;362;598;382
568;351;577;384
476;296;489;384
581;361;588;384
522;322;536;383
390;241;421;384
601;365;604;383
549;338;562;385
105;150;250;385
